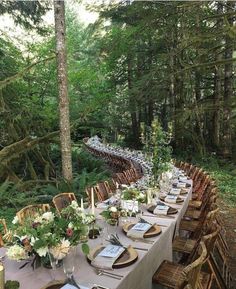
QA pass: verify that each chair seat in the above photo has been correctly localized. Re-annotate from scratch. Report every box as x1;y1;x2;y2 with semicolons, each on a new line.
189;200;202;209
184;208;202;219
153;260;185;288
179;219;200;232
153;260;211;289
173;236;197;254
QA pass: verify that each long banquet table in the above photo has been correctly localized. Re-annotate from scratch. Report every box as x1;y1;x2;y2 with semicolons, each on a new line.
0;181;192;289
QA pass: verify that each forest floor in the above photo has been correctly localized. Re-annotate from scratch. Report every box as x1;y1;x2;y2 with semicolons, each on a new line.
218;199;236;288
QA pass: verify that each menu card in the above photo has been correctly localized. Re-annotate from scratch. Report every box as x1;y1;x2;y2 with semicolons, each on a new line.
179;176;188;182
176;183;186;188
164;195;178;203
170;188;181;195
154;204;169;215
127;222;152;239
98;245;124;258
91;245;125;269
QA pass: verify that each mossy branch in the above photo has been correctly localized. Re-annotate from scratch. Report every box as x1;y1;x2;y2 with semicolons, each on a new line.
0;55;55;89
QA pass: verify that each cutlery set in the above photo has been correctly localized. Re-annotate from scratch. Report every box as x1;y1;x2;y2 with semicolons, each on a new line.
95;268;123;280
142;213;175;219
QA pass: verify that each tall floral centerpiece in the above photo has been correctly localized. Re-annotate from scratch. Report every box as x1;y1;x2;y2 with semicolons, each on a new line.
6;201;93;266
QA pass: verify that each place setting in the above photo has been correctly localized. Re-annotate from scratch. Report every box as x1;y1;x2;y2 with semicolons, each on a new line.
87;243;138;272
122;217;161;244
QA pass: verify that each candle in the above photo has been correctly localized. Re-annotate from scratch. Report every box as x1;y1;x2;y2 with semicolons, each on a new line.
91;188;95;215
116;182;119;189
80;197;84;210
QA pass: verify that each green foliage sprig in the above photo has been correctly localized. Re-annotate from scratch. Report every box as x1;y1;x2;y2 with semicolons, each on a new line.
121;188;146;203
141;118;172;180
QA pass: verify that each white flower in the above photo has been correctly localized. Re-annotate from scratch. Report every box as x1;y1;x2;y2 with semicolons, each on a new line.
7;245;28;261
20;235;28;242
34;215;43;223
109;206;117;213
138;193;145;200
68;222;74;229
30;236;39;246
71;200;79;209
36;246;48;257
42;212;54;222
50;239;70;260
12;216;19;225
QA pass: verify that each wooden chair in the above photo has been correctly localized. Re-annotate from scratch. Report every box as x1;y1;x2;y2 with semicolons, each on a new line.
0;235;3;247
202;224;229;289
85;186;99;204
52;192;76;213
107;179;117;193
153;242;210;289
178;205;219;238
0;219;7;236
116;172;130;185
173;219;220;267
0;219;7;246
212;234;234;289
184;186;217;220
17;204;51;224
95;182;110;202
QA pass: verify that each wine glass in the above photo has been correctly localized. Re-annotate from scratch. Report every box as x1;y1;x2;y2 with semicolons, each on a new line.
63;249;75;280
48;251;59;280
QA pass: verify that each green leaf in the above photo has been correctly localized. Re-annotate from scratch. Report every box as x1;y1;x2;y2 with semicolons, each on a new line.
81;243;90;255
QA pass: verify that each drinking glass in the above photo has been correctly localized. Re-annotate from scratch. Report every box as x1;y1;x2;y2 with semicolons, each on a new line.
96;218;108;245
106;218;118;239
136;202;145;221
48;251;59;280
63;249;75;280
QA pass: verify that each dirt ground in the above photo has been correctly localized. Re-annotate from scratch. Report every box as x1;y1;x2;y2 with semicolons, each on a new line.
217;199;236;288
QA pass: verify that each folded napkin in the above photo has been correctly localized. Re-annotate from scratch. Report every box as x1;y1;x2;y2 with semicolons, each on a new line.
176;182;187;188
127;222;152;239
170;188;181;195
91;245;125;270
164;195;178;203
179;176;188;182
153;204;169;215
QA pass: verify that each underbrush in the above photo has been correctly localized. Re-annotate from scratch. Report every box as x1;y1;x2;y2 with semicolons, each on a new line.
177;154;236;207
0;147;111;225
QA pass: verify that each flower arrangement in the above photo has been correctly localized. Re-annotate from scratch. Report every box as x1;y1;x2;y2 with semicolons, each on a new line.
100;205;127;222
121;188;147;203
6;201;94;263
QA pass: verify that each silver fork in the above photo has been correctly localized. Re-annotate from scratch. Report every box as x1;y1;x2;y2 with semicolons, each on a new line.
95;269;122;280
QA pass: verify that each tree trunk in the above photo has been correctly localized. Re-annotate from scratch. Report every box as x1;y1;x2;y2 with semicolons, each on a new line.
128;56;140;147
54;0;73;180
212;2;223;151
222;1;234;157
